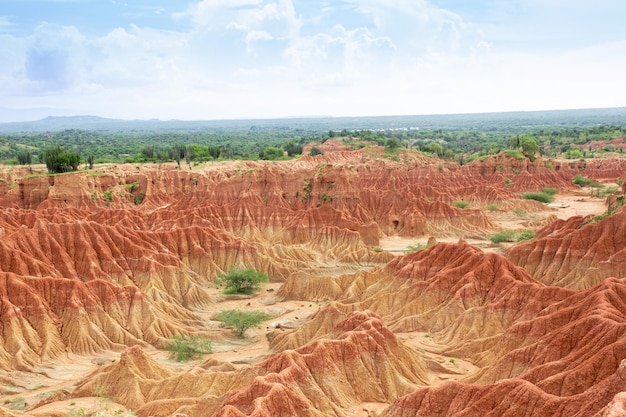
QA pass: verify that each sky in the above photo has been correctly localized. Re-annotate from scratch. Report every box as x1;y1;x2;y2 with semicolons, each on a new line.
1;0;626;122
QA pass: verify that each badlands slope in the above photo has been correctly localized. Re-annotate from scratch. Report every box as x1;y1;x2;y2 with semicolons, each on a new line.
0;146;625;417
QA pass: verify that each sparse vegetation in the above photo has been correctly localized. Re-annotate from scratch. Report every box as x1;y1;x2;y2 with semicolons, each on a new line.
309;146;323;156
320;193;333;203
453;200;469;209
542;187;558;196
517;230;536;241
102;189;114;203
215;309;271;337
165;335;213;362
489;230;517;244
216;266;268;294
405;242;427;253
522;192;554;204
486;204;499;211
4;397;26;411
513;208;527;217
126;181;139;193
134;193;144;205
302;179;313;201
573;175;597;187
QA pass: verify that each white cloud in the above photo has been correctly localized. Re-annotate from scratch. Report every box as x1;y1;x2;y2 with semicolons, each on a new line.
1;0;625;121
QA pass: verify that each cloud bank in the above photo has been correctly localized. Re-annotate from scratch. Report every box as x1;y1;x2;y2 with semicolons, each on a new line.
0;0;625;121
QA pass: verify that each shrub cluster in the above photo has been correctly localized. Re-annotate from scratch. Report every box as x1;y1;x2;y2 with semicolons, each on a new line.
217;266;268;294
522;192;554;204
165;335;212;362
42;145;81;173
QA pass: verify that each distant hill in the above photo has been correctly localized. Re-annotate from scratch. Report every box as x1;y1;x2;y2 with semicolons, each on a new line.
1;107;626;134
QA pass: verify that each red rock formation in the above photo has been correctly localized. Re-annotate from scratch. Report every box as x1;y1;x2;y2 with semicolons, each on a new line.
68;311;429;417
508;206;626;289
383;278;626;417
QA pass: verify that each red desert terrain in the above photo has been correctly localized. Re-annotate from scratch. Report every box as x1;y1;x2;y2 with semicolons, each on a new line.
0;146;625;417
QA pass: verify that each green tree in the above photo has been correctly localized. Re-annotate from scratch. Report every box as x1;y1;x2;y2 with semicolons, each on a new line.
385;138;400;149
284;140;303;156
309;146;323;156
170;143;185;169
261;146;284;160
216;266;269;294
86;153;94;169
16;150;32;165
215;309;271;337
422;142;443;157
208;145;222;161
41;145;81;173
520;136;539;162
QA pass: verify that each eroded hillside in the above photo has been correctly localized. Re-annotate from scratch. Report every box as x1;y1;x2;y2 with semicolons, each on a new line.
0;148;625;417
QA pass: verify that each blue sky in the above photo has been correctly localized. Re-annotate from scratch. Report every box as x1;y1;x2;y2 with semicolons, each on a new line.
1;0;625;121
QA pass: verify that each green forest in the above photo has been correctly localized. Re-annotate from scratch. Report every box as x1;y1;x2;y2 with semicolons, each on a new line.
1;108;625;169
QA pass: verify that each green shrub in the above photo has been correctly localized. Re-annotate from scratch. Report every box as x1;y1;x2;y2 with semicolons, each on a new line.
598;186;619;197
405;243;427;253
165;335;212;362
517;230;536;241
4;397;26;411
522;192;554;204
503;150;525;159
126;181;139;193
102;189;114;203
573;175;598;187
310;147;323;156
134;193;144;205
215;309;271;337
542;187;558;195
216;266;268;294
489;230;516;244
486;204;499;211
453;201;469;209
513;208;527;217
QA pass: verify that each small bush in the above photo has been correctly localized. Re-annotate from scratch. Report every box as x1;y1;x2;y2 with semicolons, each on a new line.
102;189;114;203
513;208;527;217
405;243;427;253
126;181;139;193
165;335;212;362
517;230;536;241
503;150;525;159
599;186;619;197
489;230;516;244
542;187;558;195
310;146;324;156
522;192;554;204
134;192;144;205
215;309;271;337
5;397;26;411
573;175;598;187
453;201;469;209
486;204;499;211
217;266;268;294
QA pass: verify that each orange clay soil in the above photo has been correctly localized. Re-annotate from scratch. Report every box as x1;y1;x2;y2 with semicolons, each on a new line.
0;148;625;417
